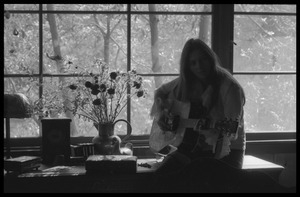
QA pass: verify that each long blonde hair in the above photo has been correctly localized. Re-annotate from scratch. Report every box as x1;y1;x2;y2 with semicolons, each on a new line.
174;38;245;111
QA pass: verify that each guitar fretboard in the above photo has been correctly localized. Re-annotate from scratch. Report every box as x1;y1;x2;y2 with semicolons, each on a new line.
178;118;210;129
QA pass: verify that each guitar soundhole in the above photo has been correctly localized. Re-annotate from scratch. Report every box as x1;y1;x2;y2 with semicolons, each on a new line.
164;114;180;132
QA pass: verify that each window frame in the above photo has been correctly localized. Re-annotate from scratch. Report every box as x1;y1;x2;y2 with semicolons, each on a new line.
4;4;296;156
212;4;296;135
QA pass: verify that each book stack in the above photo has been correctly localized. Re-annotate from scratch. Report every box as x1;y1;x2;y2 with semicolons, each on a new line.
85;155;137;174
4;156;42;173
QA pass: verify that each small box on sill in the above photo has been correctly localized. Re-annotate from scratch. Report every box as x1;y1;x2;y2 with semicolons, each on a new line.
4;156;42;173
85;155;137;174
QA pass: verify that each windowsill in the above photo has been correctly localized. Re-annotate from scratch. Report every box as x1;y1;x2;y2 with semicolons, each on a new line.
6;131;296;146
5;132;296;159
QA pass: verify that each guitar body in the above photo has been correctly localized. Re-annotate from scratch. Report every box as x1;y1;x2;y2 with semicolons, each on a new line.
149;98;191;153
149;78;241;157
149;98;239;155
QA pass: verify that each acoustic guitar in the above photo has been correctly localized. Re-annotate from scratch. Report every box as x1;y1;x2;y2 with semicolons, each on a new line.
149;98;239;158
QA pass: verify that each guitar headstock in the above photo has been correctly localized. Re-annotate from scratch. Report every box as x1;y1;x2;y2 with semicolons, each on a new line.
215;118;239;138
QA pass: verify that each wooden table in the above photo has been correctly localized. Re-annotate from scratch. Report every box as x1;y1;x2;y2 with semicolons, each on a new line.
138;155;284;178
4;155;284;193
242;155;284;180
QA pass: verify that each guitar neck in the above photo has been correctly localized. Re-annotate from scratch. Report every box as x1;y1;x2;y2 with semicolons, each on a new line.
179;118;210;129
178;117;238;137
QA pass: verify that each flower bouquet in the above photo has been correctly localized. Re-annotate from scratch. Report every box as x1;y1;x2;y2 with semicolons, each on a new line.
32;58;147;126
65;59;146;125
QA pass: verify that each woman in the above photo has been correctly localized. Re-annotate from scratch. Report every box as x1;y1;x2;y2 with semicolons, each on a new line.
149;38;246;174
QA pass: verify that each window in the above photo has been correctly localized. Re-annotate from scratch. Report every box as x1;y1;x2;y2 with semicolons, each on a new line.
233;4;296;133
4;4;296;150
4;4;212;139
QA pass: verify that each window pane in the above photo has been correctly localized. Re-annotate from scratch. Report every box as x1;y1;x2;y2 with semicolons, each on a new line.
6;4;297;141
4;77;40;138
132;4;211;12
4;14;39;74
234;4;296;13
234;15;296;72
42;4;127;11
131;14;211;74
71;115;131;137
43;13;128;74
4;77;39;100
112;110;128;136
235;75;296;132
4;4;39;10
4;118;39;138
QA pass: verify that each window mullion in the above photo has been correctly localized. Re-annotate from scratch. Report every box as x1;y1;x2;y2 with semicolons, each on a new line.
212;4;234;73
38;4;43;137
39;4;43;99
127;4;131;130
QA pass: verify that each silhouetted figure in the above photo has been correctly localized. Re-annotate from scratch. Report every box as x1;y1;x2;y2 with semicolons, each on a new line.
148;38;287;192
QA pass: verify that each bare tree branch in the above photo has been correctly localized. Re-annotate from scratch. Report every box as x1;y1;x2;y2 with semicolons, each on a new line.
109;36;147;68
47;4;78;136
131;6;149;22
110;15;124;34
148;4;162;88
239;4;294;51
4;67;17;93
114;47;120;68
92;14;106;36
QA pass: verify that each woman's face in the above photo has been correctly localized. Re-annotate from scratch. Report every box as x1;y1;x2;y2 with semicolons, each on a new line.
188;49;211;80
